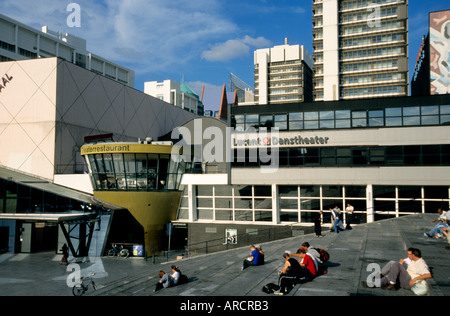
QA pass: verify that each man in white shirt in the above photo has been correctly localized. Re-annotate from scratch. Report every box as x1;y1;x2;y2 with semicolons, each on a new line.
378;248;431;291
345;203;354;230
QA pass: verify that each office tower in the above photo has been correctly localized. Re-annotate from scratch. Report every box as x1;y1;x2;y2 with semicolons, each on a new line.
254;38;313;104
312;0;409;101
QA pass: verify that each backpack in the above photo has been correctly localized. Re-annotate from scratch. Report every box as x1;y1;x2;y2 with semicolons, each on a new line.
315;248;330;262
262;283;280;294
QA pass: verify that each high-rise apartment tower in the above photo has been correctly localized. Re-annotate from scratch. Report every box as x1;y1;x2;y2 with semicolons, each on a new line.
312;0;409;101
254;38;313;104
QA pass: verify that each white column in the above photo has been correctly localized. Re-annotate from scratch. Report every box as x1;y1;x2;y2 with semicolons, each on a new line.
272;184;279;224
366;184;374;223
322;0;340;101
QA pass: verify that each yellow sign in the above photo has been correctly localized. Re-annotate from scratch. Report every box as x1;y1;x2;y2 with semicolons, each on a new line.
81;143;178;155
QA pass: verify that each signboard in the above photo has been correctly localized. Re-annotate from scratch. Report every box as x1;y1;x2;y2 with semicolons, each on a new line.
133;244;143;257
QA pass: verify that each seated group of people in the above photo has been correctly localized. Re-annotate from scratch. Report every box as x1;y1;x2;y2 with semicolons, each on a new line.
275;242;325;295
241;242;325;295
424;208;449;239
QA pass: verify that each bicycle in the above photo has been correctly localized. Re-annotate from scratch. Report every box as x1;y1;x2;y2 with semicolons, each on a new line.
107;244;129;258
72;273;97;296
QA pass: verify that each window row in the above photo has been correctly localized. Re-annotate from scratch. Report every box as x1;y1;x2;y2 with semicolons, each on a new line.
231;145;450;167
232;104;450;132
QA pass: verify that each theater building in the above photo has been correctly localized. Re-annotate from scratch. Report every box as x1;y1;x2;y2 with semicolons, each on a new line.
174;94;450;252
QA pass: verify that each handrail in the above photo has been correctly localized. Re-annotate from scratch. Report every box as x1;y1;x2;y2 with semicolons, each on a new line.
144;244;155;264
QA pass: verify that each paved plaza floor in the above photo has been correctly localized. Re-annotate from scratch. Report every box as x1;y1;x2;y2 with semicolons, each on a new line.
1;214;449;298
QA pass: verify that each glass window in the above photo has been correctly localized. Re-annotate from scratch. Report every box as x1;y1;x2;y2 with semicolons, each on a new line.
424;186;449;199
246;114;259;123
215;186;233;196
279;186;298;197
197;198;213;208
234;115;245;123
403;107;420;116
373;186;396;198
352;111;366;119
369;117;384;126
260;115;273;128
386;107;402;117
320;120;334;129
289;112;303;121
235;185;253;197
289;121;303;130
421;115;439;125
304;112;319;120
300;198;321;210
403;116;420;126
255;211;272;222
280;199;298;209
197;186;213;196
335;119;351;128
335;110;350;119
235;210;253;221
280;211;298;222
398;186;421;199
320;111;334;120
234;197;252;209
123;154;136;173
386;117;402;126
369;110;384;118
345;186;366;198
421;105;439;116
441;115;450;125
215;198;232;209
441;105;450;114
254;198;272;209
215;210;232;221
300;185;320;197
322;186;343;197
254;186;271;197
304;121;319;129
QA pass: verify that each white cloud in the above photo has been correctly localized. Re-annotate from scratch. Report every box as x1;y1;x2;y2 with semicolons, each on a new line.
1;0;238;74
201;35;272;62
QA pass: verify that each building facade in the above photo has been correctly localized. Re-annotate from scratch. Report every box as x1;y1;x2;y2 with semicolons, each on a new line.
0;14;134;87
144;80;204;115
0;57;196;254
312;0;409;101
174;94;450;251
254;39;313;105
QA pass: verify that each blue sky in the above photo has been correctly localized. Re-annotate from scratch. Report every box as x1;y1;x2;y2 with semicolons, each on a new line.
1;0;449;111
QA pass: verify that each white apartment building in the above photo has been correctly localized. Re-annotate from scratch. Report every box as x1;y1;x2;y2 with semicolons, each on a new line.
312;0;409;101
254;39;314;104
144;80;204;115
0;14;135;87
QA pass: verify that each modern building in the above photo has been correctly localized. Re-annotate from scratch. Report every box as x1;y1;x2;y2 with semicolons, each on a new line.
172;94;450;251
254;38;313;105
229;73;255;106
0;57;196;254
411;10;450;96
312;0;409;101
144;80;204;115
80;141;190;252
0;14;135;87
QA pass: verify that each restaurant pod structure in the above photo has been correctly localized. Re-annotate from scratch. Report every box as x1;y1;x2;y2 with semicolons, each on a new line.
80;141;189;253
